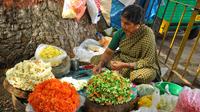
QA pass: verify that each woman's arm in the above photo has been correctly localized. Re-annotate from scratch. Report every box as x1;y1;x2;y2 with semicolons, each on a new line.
110;61;135;70
98;48;114;67
122;62;135;69
93;48;114;73
93;29;123;73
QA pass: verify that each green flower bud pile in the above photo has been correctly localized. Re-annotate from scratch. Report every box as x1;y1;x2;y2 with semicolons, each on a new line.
86;70;131;105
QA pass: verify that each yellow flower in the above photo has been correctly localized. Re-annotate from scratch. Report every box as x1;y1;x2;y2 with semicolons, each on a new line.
40;45;63;59
138;95;152;108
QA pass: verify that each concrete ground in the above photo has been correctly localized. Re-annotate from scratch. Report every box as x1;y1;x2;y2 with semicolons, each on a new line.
156;33;200;87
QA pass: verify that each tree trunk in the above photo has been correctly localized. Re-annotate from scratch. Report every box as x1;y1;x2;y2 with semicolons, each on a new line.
0;0;97;68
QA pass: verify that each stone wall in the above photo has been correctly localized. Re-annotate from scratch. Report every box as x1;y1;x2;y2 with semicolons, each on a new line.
0;0;97;68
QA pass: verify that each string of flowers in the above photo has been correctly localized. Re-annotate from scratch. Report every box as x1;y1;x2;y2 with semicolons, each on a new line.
28;79;80;112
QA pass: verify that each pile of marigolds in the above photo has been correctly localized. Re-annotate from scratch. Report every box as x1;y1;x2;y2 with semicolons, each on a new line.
28;79;80;112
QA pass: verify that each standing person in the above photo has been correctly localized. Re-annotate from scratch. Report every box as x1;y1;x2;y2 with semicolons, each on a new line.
91;4;161;84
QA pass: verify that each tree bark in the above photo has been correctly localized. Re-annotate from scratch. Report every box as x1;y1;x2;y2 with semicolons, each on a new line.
0;0;97;68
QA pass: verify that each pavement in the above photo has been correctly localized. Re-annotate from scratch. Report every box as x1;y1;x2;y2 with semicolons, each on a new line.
156;34;200;87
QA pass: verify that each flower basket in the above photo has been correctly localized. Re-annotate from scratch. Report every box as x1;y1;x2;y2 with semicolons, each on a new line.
12;95;27;111
85;70;137;112
84;97;138;112
3;79;31;99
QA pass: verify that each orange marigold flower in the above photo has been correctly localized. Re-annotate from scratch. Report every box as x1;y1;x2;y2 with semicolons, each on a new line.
28;79;80;112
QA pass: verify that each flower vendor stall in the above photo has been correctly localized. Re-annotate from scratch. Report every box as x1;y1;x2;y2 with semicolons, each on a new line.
3;43;200;112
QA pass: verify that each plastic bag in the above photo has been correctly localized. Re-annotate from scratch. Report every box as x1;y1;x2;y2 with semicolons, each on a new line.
157;94;178;111
100;0;112;26
98;36;112;48
73;39;105;63
119;0;136;6
138;95;152;108
72;0;87;21
35;44;67;67
136;84;157;97
62;0;86;21
87;0;101;24
62;0;76;19
134;90;160;112
174;87;200;112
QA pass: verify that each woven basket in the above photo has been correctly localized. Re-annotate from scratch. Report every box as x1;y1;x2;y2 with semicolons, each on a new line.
12;95;27;111
3;79;31;99
84;97;138;112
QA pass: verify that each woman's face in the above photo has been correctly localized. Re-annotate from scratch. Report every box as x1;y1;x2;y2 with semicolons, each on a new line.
121;16;140;36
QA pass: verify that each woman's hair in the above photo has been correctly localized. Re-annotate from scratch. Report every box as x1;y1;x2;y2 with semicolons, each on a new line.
121;4;145;24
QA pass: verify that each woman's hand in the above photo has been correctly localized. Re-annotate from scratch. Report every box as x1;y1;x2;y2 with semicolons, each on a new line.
92;48;114;74
110;61;126;70
92;64;103;74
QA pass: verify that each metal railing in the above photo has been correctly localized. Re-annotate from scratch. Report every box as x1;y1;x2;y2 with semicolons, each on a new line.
147;0;200;87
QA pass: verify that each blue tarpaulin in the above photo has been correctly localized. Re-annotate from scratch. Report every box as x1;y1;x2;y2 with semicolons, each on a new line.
109;0;160;29
110;0;125;29
145;0;160;22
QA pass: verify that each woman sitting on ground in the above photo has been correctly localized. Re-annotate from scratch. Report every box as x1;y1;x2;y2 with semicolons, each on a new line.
91;4;161;84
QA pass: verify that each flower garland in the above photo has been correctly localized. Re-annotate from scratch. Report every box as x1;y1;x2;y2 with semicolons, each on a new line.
28;79;80;112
